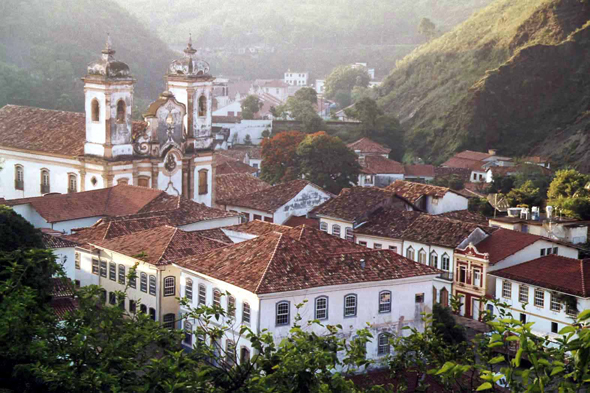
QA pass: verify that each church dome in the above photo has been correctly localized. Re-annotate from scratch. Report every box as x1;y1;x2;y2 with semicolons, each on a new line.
168;35;210;78
87;35;132;79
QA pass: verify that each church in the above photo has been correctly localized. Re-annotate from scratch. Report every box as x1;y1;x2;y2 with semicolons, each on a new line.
0;36;227;206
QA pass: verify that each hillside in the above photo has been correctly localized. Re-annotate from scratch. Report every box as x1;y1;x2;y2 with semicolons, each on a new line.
0;0;178;113
378;0;590;169
112;0;492;80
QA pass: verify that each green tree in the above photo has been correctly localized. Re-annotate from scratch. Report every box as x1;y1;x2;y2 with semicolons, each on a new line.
0;206;44;252
418;17;436;40
324;65;371;108
242;95;263;119
547;169;590;219
293;87;317;105
506;180;542;207
488;174;515;195
296;132;361;194
260;131;306;184
275;96;324;134
432;303;467;345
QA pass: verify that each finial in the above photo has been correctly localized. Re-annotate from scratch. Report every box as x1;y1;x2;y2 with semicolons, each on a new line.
102;33;115;56
184;33;197;56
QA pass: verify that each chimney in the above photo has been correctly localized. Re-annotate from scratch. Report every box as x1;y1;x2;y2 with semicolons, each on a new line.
488;149;497;156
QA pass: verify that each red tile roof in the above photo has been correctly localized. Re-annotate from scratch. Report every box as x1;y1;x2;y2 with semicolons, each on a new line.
215;160;257;175
51;277;75;298
434;167;472;182
439;210;489;226
490;255;590;297
474;228;544;264
401;215;483;248
360;156;404;175
454;150;493;161
441;157;486;171
215;173;271;206
223;220;293;237
42;232;80;248
92;226;227;266
404;164;436;177
193;228;232;244
347;138;391;155
385;180;454;204
283;215;319;228
285;225;367;254
355;209;423;239
3;185;163;223
176;232;439;294
51;297;79;319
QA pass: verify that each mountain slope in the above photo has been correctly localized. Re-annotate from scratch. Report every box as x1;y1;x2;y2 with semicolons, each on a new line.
378;0;590;168
0;0;178;113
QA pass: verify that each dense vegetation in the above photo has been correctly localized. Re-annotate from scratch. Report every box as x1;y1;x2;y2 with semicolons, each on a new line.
377;0;590;169
0;0;178;113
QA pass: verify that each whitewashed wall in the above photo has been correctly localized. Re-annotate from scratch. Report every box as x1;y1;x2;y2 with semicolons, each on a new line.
274;184;331;224
429;193;469;215
318;217;354;240
354;234;402;254
224;206;272;223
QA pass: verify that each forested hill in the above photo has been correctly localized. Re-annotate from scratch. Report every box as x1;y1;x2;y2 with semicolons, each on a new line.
0;0;178;113
112;0;492;81
377;0;590;170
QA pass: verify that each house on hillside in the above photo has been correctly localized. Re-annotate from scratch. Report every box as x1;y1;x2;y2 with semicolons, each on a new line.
347;138;391;159
222;180;331;224
250;80;289;102
358;156;405;187
441;150;513;183
175;231;443;366
386;180;468;214
404;165;435;183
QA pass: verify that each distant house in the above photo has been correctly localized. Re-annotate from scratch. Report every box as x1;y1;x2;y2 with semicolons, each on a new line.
214;173;271;209
404;165;436;183
385;180;469;215
441;150;513;183
358;156;405;187
250;80;290;102
284;71;309;86
347;138;391;159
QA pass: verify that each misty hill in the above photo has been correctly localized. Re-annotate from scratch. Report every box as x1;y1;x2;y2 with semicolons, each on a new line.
0;0;178;113
378;0;590;169
112;0;492;80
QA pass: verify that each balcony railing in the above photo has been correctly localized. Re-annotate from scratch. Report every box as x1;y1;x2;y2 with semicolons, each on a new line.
15;180;24;190
438;272;454;281
41;184;50;194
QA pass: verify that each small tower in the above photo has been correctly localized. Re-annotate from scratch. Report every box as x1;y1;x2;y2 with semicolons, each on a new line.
165;35;214;150
83;35;135;158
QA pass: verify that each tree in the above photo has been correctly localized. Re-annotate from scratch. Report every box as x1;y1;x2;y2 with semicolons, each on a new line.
275;96;324;134
293;87;317;105
506;180;542;207
418;17;436;40
432;304;467;345
488;174;515;195
0;206;44;252
468;197;494;216
547;169;590;219
296;132;361;194
242;95;263;120
324;65;371;108
260;131;306;184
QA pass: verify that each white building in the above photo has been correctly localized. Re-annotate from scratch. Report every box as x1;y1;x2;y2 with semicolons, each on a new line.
358;156;405;188
315;79;326;95
175;231;442;366
284;71;309;86
386;180;469;215
489;255;590;340
42;230;79;280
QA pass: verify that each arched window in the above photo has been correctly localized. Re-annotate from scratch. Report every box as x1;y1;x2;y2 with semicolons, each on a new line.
430;251;438;268
140;272;148;293
406;246;415;261
129;270;136;288
198;95;207;117
116;100;126;123
40;169;50;193
163;313;175;329
149;307;156;321
198;169;208;195
184;320;193;345
228;295;236;318
332;224;341;237
163;276;175;297
14;165;24;190
440;287;449;307
276;301;290;326
242;302;251;324
185;278;193;301
198;284;206;305
377;333;390;355
226;340;236;366
140;304;147;314
345;227;354;242
100;289;107;304
149;275;156;296
315;296;328;320
441;254;450;271
379;290;391;313
109;292;117;305
213;289;221;308
240;347;250;364
109;262;116;281
117;178;129;185
68;174;77;193
344;294;357;317
91;98;100;122
118;264;126;284
129;300;136;313
418;249;427;264
319;222;328;232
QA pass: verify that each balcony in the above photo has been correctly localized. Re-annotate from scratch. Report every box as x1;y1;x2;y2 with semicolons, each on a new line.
41;184;50;194
15;180;24;191
437;272;454;281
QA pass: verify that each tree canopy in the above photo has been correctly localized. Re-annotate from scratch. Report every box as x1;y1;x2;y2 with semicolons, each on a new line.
241;95;263;120
0;206;44;252
547;169;590;219
324;65;371;108
260;131;306;184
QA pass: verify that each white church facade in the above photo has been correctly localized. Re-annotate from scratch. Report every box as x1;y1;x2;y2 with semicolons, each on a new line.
0;36;224;206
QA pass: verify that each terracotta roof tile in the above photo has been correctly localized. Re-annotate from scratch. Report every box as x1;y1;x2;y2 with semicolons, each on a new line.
223;220;293;236
215;173;271;205
193;228;232;243
50;278;75;298
474;228;543;264
401;215;483;248
439;210;489;226
490;255;590;297
51;297;79;319
215;160;257;175
434;167;472;182
355;209;423;239
454;150;493;161
283;215;319;228
347;138;391;155
385;180;453;204
42;232;80;248
360;156;405;175
404;164;436;177
441;157;486;171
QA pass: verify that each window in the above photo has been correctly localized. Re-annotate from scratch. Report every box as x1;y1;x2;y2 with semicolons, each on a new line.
75;279;80;288
100;261;107;278
550;293;561;312
92;259;99;275
551;322;558;334
253;214;262;221
149;275;156;296
441;254;450;271
415;293;424;304
198;284;206;305
521;224;529;233
276;301;290;326
418;249;427;264
430;252;438;268
359;241;367;247
116;99;126;123
502;281;512;298
198;169;208;195
240;347;250;364
547;247;552;255
184;321;193;345
242;302;251;324
109;292;116;305
320;222;328;232
345;227;354;242
263;216;273;222
91;98;100;122
129;300;136;314
344;294;357;317
163;313;175;329
540;249;546;257
374;243;382;250
213;289;221;308
315;296;328;320
519;285;529;303
140;304;147;314
389;246;398;253
534;289;544;308
100;289;107;304
149;307;156;321
118;264;125;284
129;271;136;288
379;291;392;313
15;165;24;190
117;178;129;185
520;313;526;324
140;273;148;293
185;279;193;301
68;174;77;193
377;333;390;355
553;247;558;255
332;224;341;237
228;296;236;318
226;340;236;366
473;269;481;287
164;276;175;297
459;266;467;283
40;169;50;194
137;176;150;187
198;95;207;117
406;247;415;261
75;253;80;270
109;263;116;281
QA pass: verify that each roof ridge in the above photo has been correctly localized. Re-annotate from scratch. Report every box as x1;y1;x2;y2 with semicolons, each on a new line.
254;232;284;294
102;187;115;215
157;227;178;265
103;221;113;240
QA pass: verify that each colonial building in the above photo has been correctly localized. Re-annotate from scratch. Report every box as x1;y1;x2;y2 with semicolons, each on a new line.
347;138;390;159
354;208;423;253
0;36;226;206
386;180;469;215
358;156;405;187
